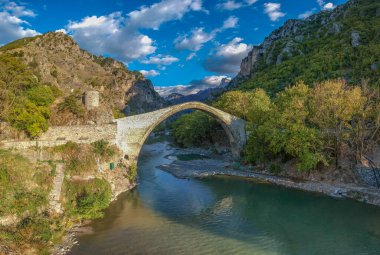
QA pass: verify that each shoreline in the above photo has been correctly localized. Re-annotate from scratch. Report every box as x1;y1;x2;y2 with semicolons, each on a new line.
158;158;380;207
52;183;137;255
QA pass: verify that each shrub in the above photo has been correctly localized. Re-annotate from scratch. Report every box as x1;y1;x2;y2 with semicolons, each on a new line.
91;140;117;160
58;94;85;117
112;108;125;119
53;142;96;174
27;84;55;106
64;178;112;220
8;100;50;137
125;163;137;182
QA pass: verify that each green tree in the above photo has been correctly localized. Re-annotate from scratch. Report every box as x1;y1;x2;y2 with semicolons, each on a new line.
245;83;326;171
308;80;365;168
172;111;219;147
8;100;50;137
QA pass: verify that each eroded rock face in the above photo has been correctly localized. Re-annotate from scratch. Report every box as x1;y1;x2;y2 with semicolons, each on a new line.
351;30;361;47
229;0;369;87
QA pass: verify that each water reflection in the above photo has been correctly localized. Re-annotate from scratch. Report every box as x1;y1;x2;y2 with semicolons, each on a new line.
69;142;380;255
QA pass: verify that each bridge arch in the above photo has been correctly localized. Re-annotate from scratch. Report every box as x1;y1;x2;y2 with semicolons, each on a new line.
115;102;246;163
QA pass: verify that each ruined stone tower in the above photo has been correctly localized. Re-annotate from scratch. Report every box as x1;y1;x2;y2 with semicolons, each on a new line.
84;91;100;110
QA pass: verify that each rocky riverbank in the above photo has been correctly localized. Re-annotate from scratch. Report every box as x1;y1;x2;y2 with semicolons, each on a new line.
158;146;380;207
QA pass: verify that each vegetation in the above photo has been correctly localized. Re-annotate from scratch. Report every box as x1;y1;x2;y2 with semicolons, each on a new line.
236;0;380;94
0;149;53;254
173;80;379;171
171;111;220;147
64;178;112;220
0;54;57;137
91;140;117;161
125;163;137;182
0;149;51;217
58;93;85;118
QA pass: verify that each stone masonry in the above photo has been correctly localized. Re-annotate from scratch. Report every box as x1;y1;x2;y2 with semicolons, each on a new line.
1;102;246;163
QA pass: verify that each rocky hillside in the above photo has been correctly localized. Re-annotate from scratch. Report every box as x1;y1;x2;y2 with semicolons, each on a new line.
231;0;380;93
0;32;165;138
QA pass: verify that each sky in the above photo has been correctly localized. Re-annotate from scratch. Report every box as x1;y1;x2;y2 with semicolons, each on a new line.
0;0;348;93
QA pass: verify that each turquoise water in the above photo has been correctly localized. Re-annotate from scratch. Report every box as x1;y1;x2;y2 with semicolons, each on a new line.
69;142;380;255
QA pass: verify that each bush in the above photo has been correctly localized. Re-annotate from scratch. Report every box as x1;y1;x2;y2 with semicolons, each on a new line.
125;163;137;182
64;178;112;220
269;164;282;174
91;140;117;160
59;94;85;117
27;84;55;106
112;108;125;119
53;142;96;174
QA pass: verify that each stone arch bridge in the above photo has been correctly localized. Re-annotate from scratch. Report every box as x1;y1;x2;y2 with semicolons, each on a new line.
1;102;247;162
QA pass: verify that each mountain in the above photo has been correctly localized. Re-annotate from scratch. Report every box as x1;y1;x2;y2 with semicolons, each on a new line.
0;32;165;128
163;77;231;104
230;0;380;93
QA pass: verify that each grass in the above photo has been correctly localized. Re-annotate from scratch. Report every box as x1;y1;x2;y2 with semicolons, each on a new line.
0;149;51;217
63;178;112;220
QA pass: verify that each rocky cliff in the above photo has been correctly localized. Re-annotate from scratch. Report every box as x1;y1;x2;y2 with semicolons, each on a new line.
0;32;165;126
230;0;380;92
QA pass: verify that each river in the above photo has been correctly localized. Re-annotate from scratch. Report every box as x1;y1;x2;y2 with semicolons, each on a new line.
68;141;380;255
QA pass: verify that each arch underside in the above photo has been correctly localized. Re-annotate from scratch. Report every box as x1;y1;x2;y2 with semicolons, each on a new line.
116;102;246;162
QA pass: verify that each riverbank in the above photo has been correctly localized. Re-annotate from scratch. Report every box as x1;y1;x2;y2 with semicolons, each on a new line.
51;181;137;255
158;145;380;207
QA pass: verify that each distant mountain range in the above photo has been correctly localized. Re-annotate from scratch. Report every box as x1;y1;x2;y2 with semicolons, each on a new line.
157;77;231;104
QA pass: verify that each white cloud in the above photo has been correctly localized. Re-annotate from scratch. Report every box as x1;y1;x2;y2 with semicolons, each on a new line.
186;52;197;61
55;28;67;34
174;16;238;52
264;2;286;21
298;10;314;19
142;54;179;65
0;1;39;45
174;27;215;51
217;0;242;10
317;0;336;11
140;69;160;77
323;2;336;10
203;37;251;74
2;1;36;17
222;16;238;29
127;0;204;30
155;75;230;96
217;0;257;11
245;0;258;5
65;0;203;62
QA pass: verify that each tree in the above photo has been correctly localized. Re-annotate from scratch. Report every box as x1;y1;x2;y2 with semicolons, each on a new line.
171;111;219;147
308;80;365;168
245;83;326;171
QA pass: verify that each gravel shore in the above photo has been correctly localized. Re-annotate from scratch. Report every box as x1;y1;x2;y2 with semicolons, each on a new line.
158;148;380;207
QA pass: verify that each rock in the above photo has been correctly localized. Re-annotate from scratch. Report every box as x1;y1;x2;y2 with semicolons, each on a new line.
328;22;342;34
0;32;166;129
351;30;360;47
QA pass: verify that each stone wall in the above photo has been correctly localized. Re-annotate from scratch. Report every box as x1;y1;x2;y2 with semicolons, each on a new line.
0;124;117;150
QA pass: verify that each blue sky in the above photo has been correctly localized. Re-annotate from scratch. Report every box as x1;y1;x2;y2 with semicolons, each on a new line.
0;0;347;91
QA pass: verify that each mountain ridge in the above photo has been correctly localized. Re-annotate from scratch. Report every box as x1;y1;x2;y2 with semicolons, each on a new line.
229;0;380;92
